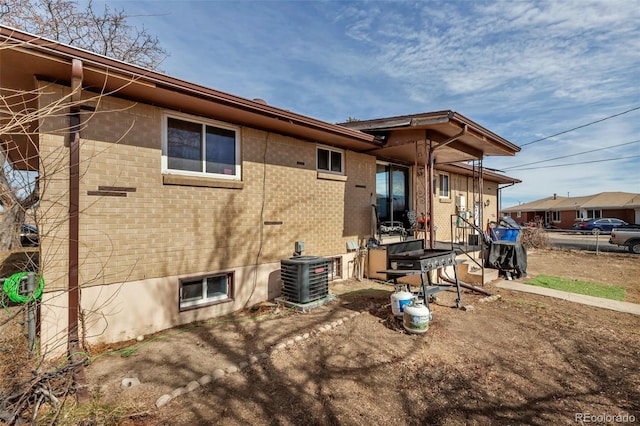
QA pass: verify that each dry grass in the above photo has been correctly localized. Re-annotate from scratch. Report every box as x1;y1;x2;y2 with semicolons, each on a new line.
0;305;41;422
519;227;550;249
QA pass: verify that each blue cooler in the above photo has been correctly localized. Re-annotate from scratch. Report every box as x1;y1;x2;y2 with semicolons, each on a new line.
491;227;520;241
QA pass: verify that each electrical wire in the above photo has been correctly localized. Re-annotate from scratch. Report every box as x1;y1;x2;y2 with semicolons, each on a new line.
2;272;44;304
503;138;640;170
506;154;640;171
520;105;640;147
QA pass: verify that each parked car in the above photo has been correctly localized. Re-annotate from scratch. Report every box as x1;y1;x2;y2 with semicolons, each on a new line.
20;224;38;247
572;218;628;235
609;227;640;254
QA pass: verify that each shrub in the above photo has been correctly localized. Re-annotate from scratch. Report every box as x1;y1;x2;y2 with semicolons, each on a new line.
519;227;549;249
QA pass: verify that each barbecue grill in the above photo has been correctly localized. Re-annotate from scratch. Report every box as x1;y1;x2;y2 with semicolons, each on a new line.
380;241;463;309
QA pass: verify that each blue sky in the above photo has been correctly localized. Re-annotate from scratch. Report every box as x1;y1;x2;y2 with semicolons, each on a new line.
111;0;639;208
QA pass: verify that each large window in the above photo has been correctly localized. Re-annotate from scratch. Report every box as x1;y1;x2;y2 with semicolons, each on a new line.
576;209;602;219
164;115;240;179
439;173;450;199
179;273;233;309
317;146;344;174
587;209;601;219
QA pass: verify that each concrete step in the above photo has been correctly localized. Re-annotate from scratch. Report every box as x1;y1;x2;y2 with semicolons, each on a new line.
457;261;499;285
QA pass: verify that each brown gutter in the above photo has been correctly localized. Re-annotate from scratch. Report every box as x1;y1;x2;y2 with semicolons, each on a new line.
68;58;88;401
449;112;520;154
0;25;377;148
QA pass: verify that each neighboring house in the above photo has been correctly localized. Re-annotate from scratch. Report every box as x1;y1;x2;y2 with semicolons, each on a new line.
1;26;520;357
502;192;640;228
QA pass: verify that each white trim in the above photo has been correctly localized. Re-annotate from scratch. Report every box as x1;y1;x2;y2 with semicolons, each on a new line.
438;172;450;199
179;272;232;309
162;111;242;181
316;145;344;175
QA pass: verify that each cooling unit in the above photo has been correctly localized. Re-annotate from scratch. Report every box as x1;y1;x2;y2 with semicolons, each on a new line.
280;256;329;304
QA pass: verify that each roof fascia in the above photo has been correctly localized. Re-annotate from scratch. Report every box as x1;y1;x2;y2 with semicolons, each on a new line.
436;163;521;184
0;25;379;148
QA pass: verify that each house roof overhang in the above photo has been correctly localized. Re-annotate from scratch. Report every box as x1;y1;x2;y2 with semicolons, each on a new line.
341;111;520;166
1;26;521;174
0;26;381;170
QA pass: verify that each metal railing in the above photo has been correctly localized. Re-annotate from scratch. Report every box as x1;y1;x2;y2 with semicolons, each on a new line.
449;214;486;284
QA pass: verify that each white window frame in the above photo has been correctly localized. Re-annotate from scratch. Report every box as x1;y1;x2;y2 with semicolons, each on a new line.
552;211;561;222
179;272;233;310
578;209;602;219
316;146;344;175
162;112;241;180
588;209;602;219
516;211;522;218
439;173;450;199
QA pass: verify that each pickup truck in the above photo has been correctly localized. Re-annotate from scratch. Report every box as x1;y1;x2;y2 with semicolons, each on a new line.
609;227;640;254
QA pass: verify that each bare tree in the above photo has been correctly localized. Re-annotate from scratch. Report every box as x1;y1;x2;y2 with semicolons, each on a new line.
0;0;167;70
0;0;166;248
1;37;143;423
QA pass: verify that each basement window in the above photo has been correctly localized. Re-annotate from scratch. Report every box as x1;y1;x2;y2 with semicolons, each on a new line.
179;273;233;310
327;256;342;281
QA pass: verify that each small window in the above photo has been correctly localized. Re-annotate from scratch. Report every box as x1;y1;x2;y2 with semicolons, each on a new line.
179;273;233;309
164;114;240;179
516;211;522;218
439;174;450;198
327;256;342;281
552;211;561;222
317;146;344;174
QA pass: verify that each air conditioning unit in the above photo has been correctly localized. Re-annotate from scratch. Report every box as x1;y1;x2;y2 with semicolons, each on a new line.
280;256;329;304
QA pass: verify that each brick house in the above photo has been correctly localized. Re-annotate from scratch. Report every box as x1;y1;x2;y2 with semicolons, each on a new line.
1;27;520;356
502;192;640;229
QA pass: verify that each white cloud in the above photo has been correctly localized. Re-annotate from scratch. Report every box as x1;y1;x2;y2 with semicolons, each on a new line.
112;0;640;205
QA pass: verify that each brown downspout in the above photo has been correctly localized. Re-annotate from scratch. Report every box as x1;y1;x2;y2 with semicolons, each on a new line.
479;159;484;239
427;125;468;248
498;182;517;215
69;58;88;401
428;140;435;248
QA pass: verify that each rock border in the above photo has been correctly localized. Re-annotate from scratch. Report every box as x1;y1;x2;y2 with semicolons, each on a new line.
154;304;381;408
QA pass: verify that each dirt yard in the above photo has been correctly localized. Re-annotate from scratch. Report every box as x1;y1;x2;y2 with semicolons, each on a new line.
74;248;639;425
5;248;637;425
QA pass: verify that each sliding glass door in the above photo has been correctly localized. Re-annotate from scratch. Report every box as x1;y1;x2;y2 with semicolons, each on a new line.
376;163;410;226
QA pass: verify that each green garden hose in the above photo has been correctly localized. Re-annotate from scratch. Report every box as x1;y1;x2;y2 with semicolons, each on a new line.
2;272;44;303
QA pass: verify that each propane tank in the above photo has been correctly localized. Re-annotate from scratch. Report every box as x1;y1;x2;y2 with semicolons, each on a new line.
403;298;431;334
390;284;413;317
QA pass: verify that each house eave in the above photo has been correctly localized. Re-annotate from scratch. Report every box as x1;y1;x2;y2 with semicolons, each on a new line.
341;111;520;165
0;26;380;170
